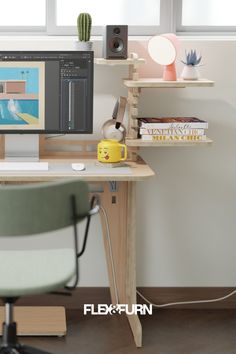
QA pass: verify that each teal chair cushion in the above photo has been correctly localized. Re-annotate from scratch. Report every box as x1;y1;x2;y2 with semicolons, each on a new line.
0;180;92;298
0;179;90;236
0;248;76;297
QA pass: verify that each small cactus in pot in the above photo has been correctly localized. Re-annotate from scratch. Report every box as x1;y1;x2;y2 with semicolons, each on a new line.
181;49;202;80
75;13;93;51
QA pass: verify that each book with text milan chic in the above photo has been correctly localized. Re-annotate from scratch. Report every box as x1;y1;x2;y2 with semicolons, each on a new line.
141;135;207;142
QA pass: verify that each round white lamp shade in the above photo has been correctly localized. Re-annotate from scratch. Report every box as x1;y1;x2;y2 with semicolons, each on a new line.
148;33;179;81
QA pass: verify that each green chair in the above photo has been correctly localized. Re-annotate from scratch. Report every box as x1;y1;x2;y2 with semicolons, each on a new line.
0;179;100;354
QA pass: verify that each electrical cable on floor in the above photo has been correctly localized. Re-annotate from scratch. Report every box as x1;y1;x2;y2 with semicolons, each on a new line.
100;205;236;309
100;206;119;305
137;289;236;308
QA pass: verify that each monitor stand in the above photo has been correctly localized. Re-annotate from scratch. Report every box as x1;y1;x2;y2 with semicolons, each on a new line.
0;135;49;171
4;134;39;162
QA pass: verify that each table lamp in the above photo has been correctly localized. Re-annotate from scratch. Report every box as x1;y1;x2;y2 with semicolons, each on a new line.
148;33;180;81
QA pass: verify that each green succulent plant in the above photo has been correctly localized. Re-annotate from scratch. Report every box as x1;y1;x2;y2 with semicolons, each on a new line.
182;49;202;66
77;13;92;42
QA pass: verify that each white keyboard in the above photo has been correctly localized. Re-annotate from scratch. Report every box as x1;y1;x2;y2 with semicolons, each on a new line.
0;162;49;171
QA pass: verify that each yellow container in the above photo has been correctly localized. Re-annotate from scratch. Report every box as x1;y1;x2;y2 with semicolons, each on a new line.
97;139;127;163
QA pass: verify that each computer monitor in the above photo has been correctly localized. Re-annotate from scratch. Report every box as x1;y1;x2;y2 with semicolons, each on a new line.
0;51;93;160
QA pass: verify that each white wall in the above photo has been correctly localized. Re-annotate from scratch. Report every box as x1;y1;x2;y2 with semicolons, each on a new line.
136;38;236;286
0;36;236;287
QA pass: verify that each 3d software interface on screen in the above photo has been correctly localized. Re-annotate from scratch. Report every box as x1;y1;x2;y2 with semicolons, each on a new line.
0;52;93;133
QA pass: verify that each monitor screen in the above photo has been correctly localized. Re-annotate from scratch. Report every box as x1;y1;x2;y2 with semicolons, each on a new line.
0;51;93;134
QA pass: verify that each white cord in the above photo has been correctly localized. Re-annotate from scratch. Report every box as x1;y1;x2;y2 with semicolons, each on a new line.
100;206;236;309
100;206;119;305
137;289;236;308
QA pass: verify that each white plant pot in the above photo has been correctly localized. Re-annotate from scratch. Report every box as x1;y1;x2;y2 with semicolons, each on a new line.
74;41;93;51
181;65;200;80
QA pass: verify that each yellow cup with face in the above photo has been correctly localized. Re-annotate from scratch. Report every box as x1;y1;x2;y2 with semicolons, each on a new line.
97;139;127;163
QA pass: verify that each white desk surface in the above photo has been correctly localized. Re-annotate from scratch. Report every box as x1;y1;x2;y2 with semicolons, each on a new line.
0;158;155;182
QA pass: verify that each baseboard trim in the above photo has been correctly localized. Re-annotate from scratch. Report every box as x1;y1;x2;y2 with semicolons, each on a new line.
2;287;236;310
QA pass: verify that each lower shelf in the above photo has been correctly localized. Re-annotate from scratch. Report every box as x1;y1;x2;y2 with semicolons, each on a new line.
125;137;213;147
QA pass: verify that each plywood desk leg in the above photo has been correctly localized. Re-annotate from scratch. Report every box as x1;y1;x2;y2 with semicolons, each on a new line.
100;181;142;347
100;181;127;305
126;181;142;347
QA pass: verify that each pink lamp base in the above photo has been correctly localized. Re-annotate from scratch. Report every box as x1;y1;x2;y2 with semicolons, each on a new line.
163;63;177;81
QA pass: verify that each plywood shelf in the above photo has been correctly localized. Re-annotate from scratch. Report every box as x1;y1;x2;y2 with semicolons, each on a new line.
125;137;213;147
124;78;215;88
95;58;214;148
94;58;145;66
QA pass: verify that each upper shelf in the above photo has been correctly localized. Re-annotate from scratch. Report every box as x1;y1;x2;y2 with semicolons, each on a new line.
123;78;215;88
94;58;146;66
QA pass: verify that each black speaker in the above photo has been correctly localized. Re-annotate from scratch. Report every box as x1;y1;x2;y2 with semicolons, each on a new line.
103;25;128;59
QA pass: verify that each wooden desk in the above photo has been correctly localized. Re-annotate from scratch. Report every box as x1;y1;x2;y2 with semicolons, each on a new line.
0;156;155;347
0;157;154;182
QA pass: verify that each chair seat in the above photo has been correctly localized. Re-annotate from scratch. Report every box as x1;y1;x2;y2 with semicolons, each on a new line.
0;249;76;297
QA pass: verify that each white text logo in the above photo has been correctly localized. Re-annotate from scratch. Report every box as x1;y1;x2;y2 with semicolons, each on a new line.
84;304;152;315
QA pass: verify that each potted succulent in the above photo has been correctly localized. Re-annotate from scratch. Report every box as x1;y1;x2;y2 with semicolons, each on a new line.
75;13;92;51
181;50;202;80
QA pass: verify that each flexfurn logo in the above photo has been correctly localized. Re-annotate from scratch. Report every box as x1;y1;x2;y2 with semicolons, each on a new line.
84;304;153;315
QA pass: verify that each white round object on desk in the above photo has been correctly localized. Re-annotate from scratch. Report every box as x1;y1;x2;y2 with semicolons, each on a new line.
71;163;86;171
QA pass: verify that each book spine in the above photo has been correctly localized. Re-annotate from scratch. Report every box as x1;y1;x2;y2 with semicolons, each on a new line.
139;123;208;129
139;128;205;136
141;135;207;141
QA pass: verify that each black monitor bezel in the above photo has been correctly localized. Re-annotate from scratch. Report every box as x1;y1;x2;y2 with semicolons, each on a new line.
0;50;94;134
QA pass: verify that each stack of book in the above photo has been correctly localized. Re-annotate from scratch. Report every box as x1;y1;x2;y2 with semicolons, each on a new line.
138;117;208;142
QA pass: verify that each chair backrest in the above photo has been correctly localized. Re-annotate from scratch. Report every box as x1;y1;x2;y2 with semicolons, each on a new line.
0;179;89;236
